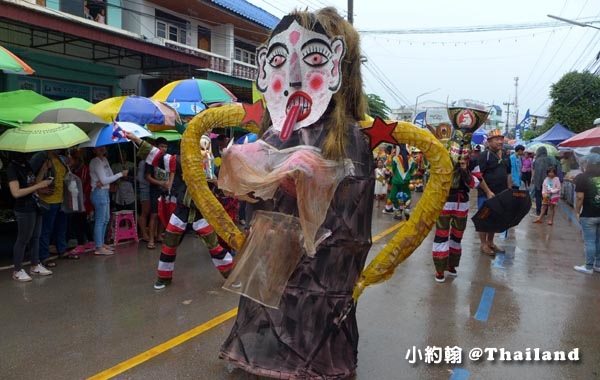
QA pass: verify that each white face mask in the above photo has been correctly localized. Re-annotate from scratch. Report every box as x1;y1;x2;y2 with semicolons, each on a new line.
256;20;345;141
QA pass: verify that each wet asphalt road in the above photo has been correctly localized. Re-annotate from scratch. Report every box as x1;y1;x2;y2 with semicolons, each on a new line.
1;192;599;380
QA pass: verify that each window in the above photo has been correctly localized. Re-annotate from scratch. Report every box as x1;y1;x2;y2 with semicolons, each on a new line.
155;10;188;44
235;47;256;65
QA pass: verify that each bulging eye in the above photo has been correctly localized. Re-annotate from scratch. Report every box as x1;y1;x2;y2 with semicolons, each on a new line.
303;52;328;66
267;47;287;68
269;54;286;68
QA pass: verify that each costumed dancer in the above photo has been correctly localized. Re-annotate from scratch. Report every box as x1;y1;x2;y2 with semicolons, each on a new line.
383;144;416;220
432;106;487;283
124;131;234;290
217;8;374;378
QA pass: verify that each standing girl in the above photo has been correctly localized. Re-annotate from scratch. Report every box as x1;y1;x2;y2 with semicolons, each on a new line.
374;159;388;208
89;146;128;255
533;166;561;225
7;152;54;281
521;151;532;189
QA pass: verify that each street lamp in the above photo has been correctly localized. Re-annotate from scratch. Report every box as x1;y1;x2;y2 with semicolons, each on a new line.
414;88;441;122
547;14;600;31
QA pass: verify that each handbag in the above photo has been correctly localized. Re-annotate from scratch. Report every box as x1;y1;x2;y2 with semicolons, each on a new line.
34;195;50;214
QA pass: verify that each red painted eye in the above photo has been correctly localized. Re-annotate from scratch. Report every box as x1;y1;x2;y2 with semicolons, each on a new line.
269;55;286;68
303;52;328;67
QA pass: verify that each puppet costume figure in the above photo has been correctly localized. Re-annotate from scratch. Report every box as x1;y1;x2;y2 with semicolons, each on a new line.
432;106;487;283
218;8;374;379
383;144;415;220
136;140;234;289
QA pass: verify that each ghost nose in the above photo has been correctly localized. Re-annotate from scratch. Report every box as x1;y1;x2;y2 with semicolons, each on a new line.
288;53;302;88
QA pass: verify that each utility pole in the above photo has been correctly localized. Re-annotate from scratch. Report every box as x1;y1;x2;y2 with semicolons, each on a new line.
514;76;519;134
348;0;353;24
503;101;514;137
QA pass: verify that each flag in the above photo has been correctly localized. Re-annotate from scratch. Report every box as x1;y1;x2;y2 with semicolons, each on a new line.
112;122;125;141
516;109;531;140
413;111;427;128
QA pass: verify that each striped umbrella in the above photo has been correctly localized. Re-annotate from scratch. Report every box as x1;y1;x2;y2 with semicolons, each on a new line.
88;95;180;128
0;45;34;75
152;79;237;116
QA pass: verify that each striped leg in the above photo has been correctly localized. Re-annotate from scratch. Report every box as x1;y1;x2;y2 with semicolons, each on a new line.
448;204;469;268
156;207;188;281
193;217;234;278
433;211;451;274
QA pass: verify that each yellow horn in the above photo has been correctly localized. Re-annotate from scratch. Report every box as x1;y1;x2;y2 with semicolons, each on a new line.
352;121;453;301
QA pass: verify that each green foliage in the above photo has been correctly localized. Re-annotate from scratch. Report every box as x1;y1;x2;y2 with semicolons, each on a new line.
366;93;391;120
546;71;600;133
522;130;537;141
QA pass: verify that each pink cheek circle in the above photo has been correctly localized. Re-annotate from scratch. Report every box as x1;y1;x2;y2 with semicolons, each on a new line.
271;76;284;93
308;73;325;92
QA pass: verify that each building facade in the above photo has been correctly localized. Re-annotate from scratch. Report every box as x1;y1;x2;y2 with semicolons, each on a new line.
0;0;279;102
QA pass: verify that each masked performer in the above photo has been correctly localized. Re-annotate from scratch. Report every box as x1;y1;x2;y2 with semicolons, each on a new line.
213;8;374;379
124;131;234;290
432;106;487;283
383;144;416;220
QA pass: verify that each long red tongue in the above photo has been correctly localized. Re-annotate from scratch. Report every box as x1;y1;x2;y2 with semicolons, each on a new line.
280;104;300;142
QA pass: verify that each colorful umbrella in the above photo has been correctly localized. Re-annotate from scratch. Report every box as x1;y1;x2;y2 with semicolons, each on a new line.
0;45;34;75
32;108;107;132
527;142;558;157
88;95;180;127
152;79;237;116
0;123;88;152
151;130;182;142
558;127;600;148
80;122;151;148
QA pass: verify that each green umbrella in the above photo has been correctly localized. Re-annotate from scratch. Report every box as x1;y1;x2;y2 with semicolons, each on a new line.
526;142;559;157
150;130;182;141
0;123;89;152
0;90;93;128
0;45;34;75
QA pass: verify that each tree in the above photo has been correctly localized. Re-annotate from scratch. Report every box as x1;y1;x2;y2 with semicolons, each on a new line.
545;71;600;133
366;93;391;120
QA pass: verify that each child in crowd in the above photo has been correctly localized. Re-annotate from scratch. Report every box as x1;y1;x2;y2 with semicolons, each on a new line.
374;159;388;208
533;166;561;225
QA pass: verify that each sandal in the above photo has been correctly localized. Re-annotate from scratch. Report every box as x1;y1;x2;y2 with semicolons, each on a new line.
60;254;80;260
147;243;156;249
481;245;494;256
532;219;542;224
547;221;553;225
42;259;57;268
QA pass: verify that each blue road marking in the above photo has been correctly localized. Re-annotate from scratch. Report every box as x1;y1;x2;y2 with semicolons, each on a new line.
474;286;495;322
492;252;505;268
450;368;470;380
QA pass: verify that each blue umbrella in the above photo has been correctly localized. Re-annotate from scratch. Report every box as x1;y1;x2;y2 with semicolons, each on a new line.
80;121;151;147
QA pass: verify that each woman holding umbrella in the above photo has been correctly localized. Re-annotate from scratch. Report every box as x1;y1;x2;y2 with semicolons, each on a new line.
7;152;54;281
89;146;129;256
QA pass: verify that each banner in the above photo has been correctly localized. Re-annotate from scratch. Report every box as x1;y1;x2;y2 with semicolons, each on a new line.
413;111;427;128
516;109;531;139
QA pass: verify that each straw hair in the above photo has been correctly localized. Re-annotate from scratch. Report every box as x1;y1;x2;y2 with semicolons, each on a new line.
259;7;366;160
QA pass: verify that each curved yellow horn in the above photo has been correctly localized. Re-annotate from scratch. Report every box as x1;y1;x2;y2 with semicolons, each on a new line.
180;103;259;251
352;121;453;301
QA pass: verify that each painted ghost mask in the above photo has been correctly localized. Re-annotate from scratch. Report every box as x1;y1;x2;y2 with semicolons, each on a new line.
256;17;346;141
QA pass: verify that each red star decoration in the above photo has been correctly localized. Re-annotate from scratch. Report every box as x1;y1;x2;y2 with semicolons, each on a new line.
242;101;265;126
361;117;398;150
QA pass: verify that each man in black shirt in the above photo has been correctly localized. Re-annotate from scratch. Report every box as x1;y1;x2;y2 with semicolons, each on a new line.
473;129;512;256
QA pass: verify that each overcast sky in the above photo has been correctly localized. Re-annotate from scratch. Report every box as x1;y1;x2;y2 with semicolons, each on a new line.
247;0;599;123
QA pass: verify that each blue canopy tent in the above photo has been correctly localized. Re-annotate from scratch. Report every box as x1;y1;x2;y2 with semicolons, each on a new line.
471;127;488;145
531;123;575;145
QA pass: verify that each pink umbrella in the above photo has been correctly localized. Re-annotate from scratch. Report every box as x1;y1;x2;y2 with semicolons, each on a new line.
558;127;600;148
